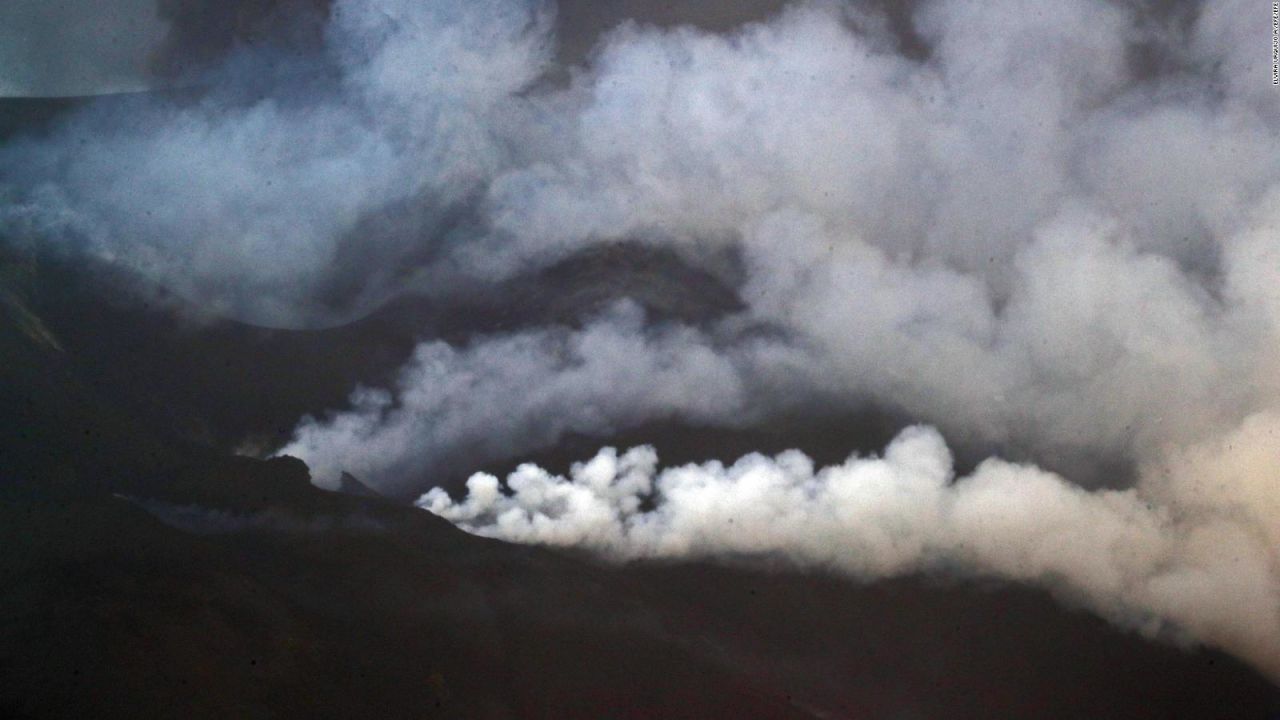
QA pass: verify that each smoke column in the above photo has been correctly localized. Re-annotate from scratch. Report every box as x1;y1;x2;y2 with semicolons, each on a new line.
422;420;1280;680
2;0;1279;682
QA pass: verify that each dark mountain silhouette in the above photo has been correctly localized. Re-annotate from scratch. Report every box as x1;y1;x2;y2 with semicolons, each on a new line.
1;242;1278;719
24;243;742;466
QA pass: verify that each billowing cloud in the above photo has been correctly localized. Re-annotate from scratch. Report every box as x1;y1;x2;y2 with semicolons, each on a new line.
282;0;1278;490
4;0;1280;682
285;302;761;494
0;0;552;325
421;419;1280;681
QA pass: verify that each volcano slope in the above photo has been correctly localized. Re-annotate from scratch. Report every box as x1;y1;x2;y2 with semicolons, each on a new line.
1;248;1278;719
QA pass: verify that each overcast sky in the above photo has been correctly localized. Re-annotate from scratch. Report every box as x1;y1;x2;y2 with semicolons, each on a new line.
0;0;168;96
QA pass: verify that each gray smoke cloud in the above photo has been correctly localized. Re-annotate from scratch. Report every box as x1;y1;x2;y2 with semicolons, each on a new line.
1;0;554;325
0;0;169;96
276;0;1280;479
3;0;1280;681
284;302;766;493
287;0;1280;679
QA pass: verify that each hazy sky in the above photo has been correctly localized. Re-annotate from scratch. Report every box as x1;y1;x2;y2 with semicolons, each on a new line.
0;0;1210;97
0;0;169;96
0;0;803;96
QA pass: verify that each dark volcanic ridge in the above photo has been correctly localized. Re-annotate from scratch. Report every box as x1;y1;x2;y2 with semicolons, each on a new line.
1;232;1277;718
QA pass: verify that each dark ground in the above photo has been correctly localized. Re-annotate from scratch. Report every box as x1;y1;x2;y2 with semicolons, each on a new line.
1;238;1278;719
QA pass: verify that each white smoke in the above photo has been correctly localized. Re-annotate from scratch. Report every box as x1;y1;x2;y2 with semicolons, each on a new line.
468;0;1279;462
284;302;764;493
0;0;553;325
282;0;1279;482
421;419;1280;681
5;0;1280;682
275;1;1280;676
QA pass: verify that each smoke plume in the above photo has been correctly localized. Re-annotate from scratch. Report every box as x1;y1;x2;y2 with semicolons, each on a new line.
422;419;1280;680
3;0;1279;682
284;302;762;493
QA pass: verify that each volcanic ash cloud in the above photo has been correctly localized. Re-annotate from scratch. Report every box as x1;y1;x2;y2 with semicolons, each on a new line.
274;0;1280;677
4;0;1280;684
420;419;1280;682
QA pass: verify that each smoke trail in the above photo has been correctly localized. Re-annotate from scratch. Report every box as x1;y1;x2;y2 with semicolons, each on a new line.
283;302;766;494
4;0;1280;682
420;419;1280;681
